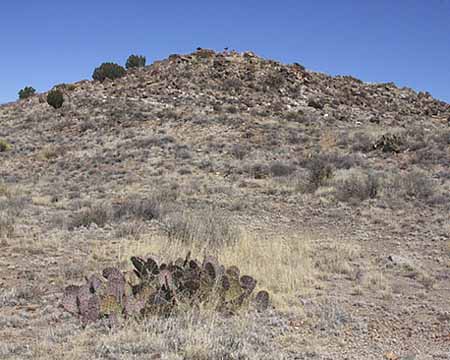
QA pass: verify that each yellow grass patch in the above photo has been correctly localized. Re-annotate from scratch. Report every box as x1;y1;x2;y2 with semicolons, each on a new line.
90;230;318;311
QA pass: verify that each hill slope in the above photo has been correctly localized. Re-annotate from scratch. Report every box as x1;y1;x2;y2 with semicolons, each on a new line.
0;49;449;359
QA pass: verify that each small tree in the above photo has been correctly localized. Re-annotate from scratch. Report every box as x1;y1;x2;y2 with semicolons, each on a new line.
92;62;126;81
126;54;146;69
18;86;36;100
47;89;64;109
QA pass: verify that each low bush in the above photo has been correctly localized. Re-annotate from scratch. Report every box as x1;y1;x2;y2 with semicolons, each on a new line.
0;196;29;217
414;146;450;166
351;132;374;153
54;83;77;92
285;110;306;123
304;155;334;192
114;221;144;239
92;62;126;81
245;163;270;179
334;170;379;203
269;161;295;177
0;139;11;152
307;98;325;110
47;89;64;109
125;54;146;69
382;170;438;206
18;86;36;100
323;152;363;169
431;130;450;147
68;205;110;230
113;197;162;221
401;170;435;200
230;144;248;160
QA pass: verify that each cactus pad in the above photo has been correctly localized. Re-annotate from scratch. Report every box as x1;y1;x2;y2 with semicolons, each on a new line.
240;275;257;294
62;285;80;315
254;290;270;311
61;253;270;324
81;295;100;325
226;266;240;280
87;275;103;293
102;267;122;280
100;294;122;316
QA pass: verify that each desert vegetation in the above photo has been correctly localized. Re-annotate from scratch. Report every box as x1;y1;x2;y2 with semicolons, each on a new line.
18;86;36;100
46;89;64;109
0;49;449;359
92;62;127;82
126;54;146;69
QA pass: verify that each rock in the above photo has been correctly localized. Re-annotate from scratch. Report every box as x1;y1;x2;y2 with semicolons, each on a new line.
243;51;257;59
387;254;414;268
307;98;324;110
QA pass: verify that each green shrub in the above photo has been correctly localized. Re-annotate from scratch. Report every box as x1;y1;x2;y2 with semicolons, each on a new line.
0;139;11;152
18;86;36;100
125;54;146;69
92;62;126;81
54;83;77;91
47;89;64;109
269;161;295;177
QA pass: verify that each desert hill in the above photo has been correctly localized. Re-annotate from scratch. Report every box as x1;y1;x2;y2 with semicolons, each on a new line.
0;49;449;359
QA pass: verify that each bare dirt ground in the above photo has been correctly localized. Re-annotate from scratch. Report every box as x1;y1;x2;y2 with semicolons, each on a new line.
1;49;449;359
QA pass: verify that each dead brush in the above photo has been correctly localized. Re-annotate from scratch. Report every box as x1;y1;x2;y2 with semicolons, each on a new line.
0;212;15;241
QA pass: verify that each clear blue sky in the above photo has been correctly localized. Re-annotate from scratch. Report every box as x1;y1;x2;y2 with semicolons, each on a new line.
1;0;449;104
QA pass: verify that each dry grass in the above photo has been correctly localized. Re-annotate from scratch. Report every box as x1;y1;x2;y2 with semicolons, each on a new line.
0;212;15;241
1;230;320;359
363;270;390;292
23;309;286;360
36;145;65;161
0;183;10;197
315;241;361;277
219;233;317;306
32;195;53;206
161;208;241;247
89;230;317;312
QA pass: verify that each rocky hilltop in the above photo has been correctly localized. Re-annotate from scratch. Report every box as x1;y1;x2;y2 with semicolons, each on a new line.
0;49;449;359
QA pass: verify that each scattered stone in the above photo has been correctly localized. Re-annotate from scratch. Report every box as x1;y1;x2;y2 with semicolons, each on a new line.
387;255;414;269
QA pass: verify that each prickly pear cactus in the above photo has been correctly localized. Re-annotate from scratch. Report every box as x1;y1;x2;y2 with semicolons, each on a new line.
61;252;270;325
373;133;402;153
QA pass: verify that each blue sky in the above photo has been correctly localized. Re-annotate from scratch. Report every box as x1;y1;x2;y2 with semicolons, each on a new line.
1;0;449;104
